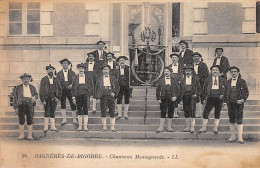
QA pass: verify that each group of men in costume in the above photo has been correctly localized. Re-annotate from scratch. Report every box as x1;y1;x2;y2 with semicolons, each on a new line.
155;40;249;144
13;40;249;144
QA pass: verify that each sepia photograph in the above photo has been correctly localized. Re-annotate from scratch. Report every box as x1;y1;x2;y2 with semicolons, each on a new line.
0;0;259;168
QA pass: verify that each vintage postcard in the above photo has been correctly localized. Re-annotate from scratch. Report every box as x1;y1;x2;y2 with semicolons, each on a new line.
0;0;259;168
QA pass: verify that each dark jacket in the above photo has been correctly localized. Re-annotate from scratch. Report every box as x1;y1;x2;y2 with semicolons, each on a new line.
167;61;184;81
106;60;119;76
13;84;38;109
156;77;180;101
202;76;226;101
71;74;94;97
179;49;193;65
223;76;249;103
115;65;130;86
213;56;230;78
56;69;76;89
92;50;108;62
39;76;62;103
180;74;201;102
84;60;103;81
94;74;120;99
194;62;209;89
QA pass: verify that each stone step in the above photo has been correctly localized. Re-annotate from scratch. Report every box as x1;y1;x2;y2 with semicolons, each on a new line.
34;99;260;105
1;124;259;132
0;130;259;140
1;117;259;125
32;105;260;111
4;110;260;118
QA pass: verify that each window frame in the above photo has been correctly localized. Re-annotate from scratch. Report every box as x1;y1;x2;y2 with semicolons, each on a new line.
8;1;41;37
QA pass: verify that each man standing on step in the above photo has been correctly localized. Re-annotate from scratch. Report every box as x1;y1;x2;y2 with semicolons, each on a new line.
94;65;120;132
155;67;180;133
179;40;193;65
213;48;230;80
72;63;94;132
223;66;249;144
192;52;209;118
56;59;77;125
198;65;226;134
167;53;184;118
92;40;108;62
106;52;119;77
14;73;38;140
180;65;201;133
116;56;131;120
40;64;62;133
85;52;103;113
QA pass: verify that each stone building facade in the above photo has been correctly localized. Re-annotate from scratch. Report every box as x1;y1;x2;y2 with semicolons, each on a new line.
0;0;259;115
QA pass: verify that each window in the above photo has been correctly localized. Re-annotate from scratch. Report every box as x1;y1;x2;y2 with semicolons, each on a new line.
257;1;260;33
9;2;40;35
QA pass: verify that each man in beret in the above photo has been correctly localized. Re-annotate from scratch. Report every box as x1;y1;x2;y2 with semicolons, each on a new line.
155;67;181;133
92;40;108;62
106;52;119;77
199;65;226;134
180;65;201;133
72;63;94;131
223;66;249;144
179;40;193;65
192;52;209;118
13;73;38;140
85;52;103;113
94;65;120;132
40;64;62;133
115;56;131;119
167;53;184;118
56;59;77;125
213;48;230;80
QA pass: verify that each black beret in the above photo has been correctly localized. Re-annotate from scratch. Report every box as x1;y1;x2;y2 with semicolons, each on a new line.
97;40;106;45
215;48;224;53
179;40;188;46
60;58;71;64
19;73;32;79
87;52;96;57
183;65;194;70
170;53;179;58
77;63;86;68
229;66;240;72
100;64;111;70
210;65;220;71
46;64;55;70
116;56;128;62
164;67;173;72
106;52;115;57
192;52;202;57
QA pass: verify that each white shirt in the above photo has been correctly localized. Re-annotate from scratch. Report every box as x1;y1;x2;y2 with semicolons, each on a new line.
186;75;192;85
215;55;222;65
212;76;219;90
171;63;178;73
181;49;186;58
194;62;199;74
23;84;32;98
231;77;238;86
98;49;104;60
88;62;94;72
63;69;68;81
79;74;85;84
103;75;111;86
120;66;125;75
48;76;53;84
108;61;114;69
165;77;171;85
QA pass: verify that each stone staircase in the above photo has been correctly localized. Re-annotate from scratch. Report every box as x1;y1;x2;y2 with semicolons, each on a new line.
0;87;259;140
